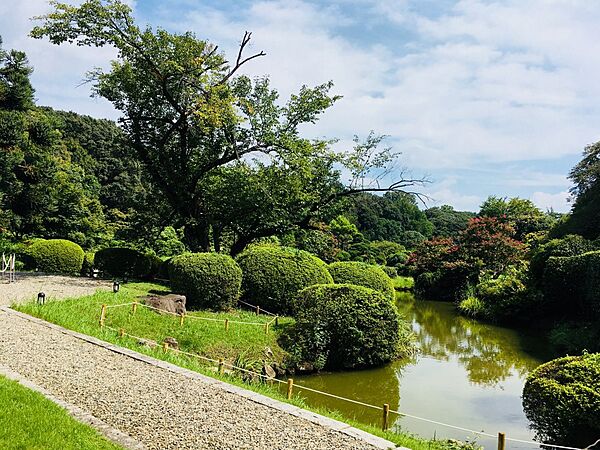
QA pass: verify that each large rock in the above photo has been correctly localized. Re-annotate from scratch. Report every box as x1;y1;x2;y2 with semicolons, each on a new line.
144;294;186;315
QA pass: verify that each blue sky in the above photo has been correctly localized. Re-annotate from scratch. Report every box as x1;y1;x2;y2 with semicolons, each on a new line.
2;0;600;213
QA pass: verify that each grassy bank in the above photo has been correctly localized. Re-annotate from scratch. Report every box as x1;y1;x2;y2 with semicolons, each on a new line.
0;375;122;450
14;281;473;450
394;276;415;290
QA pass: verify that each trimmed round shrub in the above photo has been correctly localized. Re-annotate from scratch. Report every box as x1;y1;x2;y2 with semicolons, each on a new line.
94;247;153;278
81;252;95;277
169;252;242;310
236;246;333;315
328;261;395;302
28;239;84;274
284;284;405;370
157;257;173;280
523;353;600;446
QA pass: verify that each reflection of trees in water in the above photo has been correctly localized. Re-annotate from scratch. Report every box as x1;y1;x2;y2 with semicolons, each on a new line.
296;362;402;424
397;294;546;386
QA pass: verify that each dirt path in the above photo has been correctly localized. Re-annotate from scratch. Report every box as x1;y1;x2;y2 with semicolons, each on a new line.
0;273;111;306
0;308;397;450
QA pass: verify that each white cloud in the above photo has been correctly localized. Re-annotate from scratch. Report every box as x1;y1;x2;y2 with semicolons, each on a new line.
530;191;571;213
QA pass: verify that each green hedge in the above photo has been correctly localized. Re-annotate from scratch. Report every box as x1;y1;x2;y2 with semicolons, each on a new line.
522;353;600;446
169;253;242;310
236;246;332;315
328;261;395;302
530;235;597;285
543;250;600;318
381;266;398;279
94;248;153;278
284;284;405;370
28;239;84;274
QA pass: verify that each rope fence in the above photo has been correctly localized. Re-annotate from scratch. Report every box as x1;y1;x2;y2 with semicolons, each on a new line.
101;301;278;332
96;302;597;450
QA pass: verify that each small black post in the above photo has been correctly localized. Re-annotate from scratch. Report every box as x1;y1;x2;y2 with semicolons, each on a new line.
113;281;120;293
37;292;46;305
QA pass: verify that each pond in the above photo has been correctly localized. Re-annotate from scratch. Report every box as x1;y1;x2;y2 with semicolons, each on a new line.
293;292;556;449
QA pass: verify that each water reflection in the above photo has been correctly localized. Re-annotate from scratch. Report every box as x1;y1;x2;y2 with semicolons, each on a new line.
295;293;554;449
397;293;551;386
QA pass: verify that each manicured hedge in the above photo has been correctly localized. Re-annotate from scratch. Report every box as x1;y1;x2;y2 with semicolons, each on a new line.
543;250;600;318
94;247;153;278
284;284;404;370
28;239;84;274
328;261;395;301
236;246;333;315
169;252;242;310
522;353;600;446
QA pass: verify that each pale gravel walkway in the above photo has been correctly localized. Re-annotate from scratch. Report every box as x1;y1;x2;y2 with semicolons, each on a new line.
0;308;396;450
0;273;111;306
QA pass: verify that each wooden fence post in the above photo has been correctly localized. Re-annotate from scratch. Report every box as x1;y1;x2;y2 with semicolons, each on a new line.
224;319;229;331
275;316;279;326
180;313;185;326
119;328;125;337
218;358;224;375
264;322;269;334
287;378;294;400
255;305;260;315
132;302;137;315
163;342;169;353
99;304;107;328
497;433;506;450
382;403;390;431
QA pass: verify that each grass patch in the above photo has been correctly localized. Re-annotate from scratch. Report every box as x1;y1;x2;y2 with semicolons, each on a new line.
14;281;472;450
393;276;414;290
0;375;122;450
16;282;290;365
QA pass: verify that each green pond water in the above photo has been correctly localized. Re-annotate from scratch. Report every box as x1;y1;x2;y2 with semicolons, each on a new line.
293;292;555;449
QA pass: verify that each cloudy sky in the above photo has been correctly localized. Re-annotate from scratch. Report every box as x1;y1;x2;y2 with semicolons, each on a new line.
2;0;600;212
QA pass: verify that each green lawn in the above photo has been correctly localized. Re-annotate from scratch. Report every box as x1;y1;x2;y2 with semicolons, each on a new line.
0;375;122;450
14;281;474;450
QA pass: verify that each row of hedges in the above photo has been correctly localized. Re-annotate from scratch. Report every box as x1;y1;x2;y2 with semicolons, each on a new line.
542;250;600;319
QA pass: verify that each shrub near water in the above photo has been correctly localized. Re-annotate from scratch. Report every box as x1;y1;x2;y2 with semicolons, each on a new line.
522;353;600;446
284;284;405;370
236;246;332;314
169;253;242;310
94;247;153;278
28;239;84;274
328;261;395;302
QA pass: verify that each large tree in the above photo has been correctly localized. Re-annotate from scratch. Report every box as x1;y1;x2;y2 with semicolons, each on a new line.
31;0;425;253
553;141;600;239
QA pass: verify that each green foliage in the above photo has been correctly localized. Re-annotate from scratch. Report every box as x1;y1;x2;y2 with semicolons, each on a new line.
522;353;600;446
169;253;242;310
458;266;536;321
329;215;363;251
94;247;153;278
0;39;35;111
291;228;337;263
543;250;600;319
328;261;395;302
479;196;554;240
381;265;398;278
284;284;407;370
368;240;406;265
529;234;597;285
425;205;474;238
81;251;94;276
348;192;433;244
28;238;84;274
393;276;414;290
548;322;600;354
236;245;332;314
553;141;600;239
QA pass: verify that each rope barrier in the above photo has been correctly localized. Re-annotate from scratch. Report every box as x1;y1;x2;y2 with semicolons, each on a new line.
100;306;590;450
237;299;277;316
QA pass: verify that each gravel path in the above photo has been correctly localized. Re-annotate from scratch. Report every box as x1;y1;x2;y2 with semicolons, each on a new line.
0;309;395;450
0;273;111;306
